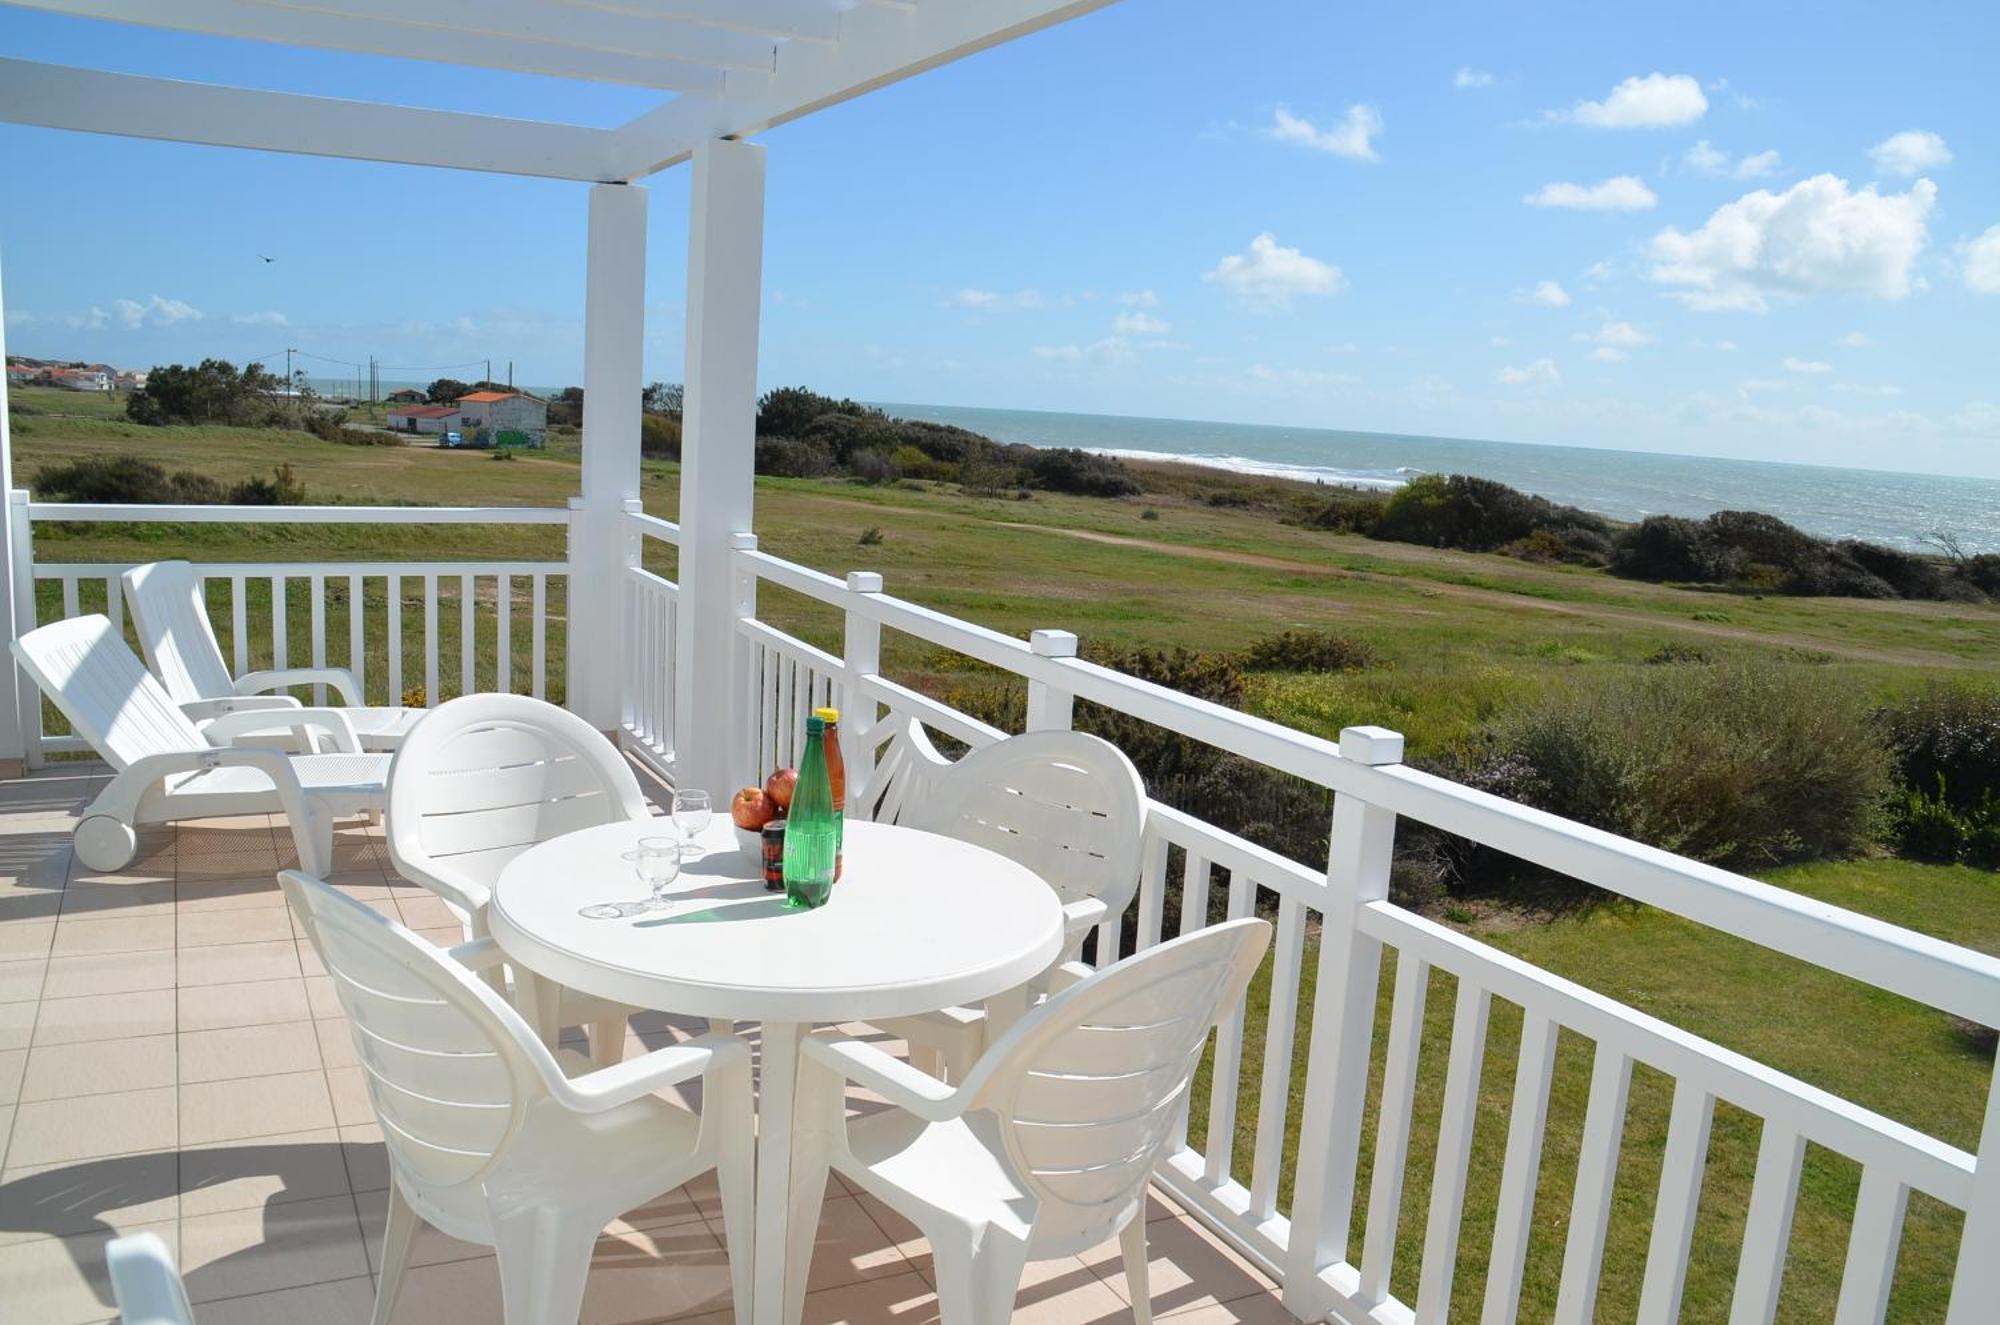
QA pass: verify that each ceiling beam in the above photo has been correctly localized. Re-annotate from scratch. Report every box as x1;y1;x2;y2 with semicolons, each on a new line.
2;0;736;92
610;0;1121;177
552;0;847;42
0;58;636;180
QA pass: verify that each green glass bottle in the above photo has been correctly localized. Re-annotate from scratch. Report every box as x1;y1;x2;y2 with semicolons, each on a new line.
782;715;838;909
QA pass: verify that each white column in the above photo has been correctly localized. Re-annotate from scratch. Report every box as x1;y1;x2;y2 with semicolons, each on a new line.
567;181;648;730
0;252;24;774
674;137;766;795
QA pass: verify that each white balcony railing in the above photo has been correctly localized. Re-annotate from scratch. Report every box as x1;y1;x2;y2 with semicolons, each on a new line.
10;492;1999;1323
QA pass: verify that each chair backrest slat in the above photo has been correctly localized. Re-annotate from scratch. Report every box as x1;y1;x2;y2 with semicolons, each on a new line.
12;615;207;768
964;919;1270;1244
122;560;237;704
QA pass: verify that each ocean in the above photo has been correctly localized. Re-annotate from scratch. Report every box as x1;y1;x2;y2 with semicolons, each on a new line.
880;402;2000;556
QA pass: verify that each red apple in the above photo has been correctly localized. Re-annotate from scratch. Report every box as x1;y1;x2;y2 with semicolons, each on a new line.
731;786;776;830
765;767;799;811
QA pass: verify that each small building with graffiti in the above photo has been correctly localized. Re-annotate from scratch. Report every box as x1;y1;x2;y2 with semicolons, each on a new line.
454;390;547;447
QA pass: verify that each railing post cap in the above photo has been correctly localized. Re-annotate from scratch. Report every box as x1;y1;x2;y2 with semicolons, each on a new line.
728;531;760;550
1030;629;1079;657
846;571;884;593
619;498;644;513
1340;725;1405;765
566;495;587;510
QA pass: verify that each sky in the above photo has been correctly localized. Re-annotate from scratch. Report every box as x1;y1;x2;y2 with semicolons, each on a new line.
3;0;1999;479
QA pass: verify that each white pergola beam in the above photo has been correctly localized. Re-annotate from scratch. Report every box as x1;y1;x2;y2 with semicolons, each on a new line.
0;59;636;181
611;0;1120;176
3;0;737;92
537;0;849;42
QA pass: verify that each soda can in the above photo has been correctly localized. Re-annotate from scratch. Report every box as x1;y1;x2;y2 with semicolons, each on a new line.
761;819;787;891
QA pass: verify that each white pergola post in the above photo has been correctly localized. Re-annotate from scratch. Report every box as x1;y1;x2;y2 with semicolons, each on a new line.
673;137;765;795
0;251;23;775
568;181;648;730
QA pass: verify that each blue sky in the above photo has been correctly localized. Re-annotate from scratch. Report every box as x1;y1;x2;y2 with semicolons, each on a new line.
3;0;1998;478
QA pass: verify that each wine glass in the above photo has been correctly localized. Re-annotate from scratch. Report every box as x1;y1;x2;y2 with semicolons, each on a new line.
671;789;713;858
634;835;682;910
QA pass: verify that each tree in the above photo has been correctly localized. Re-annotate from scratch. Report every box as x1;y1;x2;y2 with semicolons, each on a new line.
643;381;684;417
125;359;281;426
548;385;584;428
426;377;471;403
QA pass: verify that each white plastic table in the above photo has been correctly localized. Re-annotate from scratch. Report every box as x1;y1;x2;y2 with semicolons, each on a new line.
488;815;1066;1325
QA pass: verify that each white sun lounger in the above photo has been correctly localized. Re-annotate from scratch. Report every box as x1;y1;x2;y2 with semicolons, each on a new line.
12;614;389;875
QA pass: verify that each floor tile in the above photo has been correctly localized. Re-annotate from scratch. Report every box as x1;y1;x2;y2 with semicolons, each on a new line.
324;1066;374;1128
178;1193;369;1305
21;1034;177;1102
793;1193;916;1292
58;880;175;920
42;950;177;1000
178;908;295;949
8;1085;179;1167
34;989;177;1046
1152;1292;1296;1324
49;915;176;958
313;1018;357;1069
190;1275;377;1325
305;975;344;1020
179;1070;335;1146
0;1046;23;1105
0;1148;180;1244
179;979;312;1033
178;1129;354;1218
0;920;55;960
178;1021;322;1084
0;1218;177;1325
0;999;33;1050
355;1188;491;1273
337;1123;389;1194
177;939;301;988
0;956;44;1002
1080;1216;1275;1315
175;875;285;914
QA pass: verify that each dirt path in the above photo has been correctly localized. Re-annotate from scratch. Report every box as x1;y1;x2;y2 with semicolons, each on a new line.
996;522;1982;669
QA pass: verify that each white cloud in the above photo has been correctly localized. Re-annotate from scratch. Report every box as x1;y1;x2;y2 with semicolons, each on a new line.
1647;174;1935;312
1454;67;1495;90
1783;356;1832;374
1831;382;1903;397
1116;290;1159;308
1583;258;1616;283
1868;130;1951;177
954;288;1047;312
1716;339;1740;351
1588;346;1629;362
1594;320;1652;347
1497;358;1560;386
1033;337;1130;366
1684;140;1783;179
1962;225;2000;294
1528;279;1571;307
1735;149;1781;180
231;311;288;327
4;309;32;328
1524;176;1658;211
1838;330;1871;347
1327;342;1360;354
1243;363;1361;392
1204;233;1345;311
111;295;201;329
1112;311;1171;336
63;306;109;331
1268;105;1382;162
1490;335;1511;347
1559;73;1707;129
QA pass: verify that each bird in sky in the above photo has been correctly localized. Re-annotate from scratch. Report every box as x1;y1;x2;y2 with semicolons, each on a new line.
257;254;274;263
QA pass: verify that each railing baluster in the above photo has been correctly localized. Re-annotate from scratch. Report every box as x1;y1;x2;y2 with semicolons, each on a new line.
60;576;78;620
1179;852;1211;937
1359;952;1431;1305
1636;1081;1717;1325
104;574;122;636
271;575;288;676
1416;979;1494;1321
309;572;326;704
1483;1012;1560;1325
531;574;546;700
1249;895;1307;1221
1135;828;1168;952
230;573;248;676
1834;1168;1909;1325
1203;868;1258;1186
459;572;475;697
496;573;512;694
423;573;438;705
387;574;403;706
1553;1045;1635;1325
1729;1123;1807;1325
348;573;365;702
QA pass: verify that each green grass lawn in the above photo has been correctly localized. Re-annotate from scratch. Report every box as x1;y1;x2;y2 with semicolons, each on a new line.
10;390;1998;1314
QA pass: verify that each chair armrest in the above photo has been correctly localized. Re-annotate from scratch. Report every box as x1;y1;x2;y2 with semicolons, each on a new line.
202;707;361;754
393;858;492;922
446;937;507;973
553;1033;749;1114
234;667;362;706
1061;897;1110;941
181;695;302;722
803;1034;963;1121
1043;960;1096;995
104;747;333;874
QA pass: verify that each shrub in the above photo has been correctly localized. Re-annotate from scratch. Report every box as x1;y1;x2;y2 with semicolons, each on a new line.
1958;554;2000;598
857;526;884;546
1019;447;1140;497
849;450;896;484
1240;630;1377;673
1643;642;1712;665
1140;508;1160;521
1370;474;1608;555
1295;491;1388;534
125;359;285;426
34;455;306;506
226;464;306;506
639;412;681;459
754;435;835;478
1612;515;1727;582
1893;780;1970;862
1880;684;2000;817
1447;661;1890;896
889;444;957;482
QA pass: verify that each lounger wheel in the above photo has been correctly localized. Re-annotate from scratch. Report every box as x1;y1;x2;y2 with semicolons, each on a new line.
75;815;138;873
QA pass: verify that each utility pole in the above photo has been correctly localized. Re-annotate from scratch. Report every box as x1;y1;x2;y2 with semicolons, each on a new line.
485;358;492;389
507;360;513;388
285;347;298;420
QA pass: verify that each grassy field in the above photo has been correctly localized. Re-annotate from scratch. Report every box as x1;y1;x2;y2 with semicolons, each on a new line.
10;386;1999;1315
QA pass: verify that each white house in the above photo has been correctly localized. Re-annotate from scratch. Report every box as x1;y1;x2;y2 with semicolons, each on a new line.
52;367;110;391
455;389;547;446
383;402;456;434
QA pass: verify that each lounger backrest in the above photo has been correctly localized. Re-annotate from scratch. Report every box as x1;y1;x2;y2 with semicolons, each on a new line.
122;560;234;705
11;615;207;769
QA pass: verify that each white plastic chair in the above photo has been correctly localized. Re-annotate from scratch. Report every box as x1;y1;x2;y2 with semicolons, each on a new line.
786;917;1271;1325
386;693;653;1066
122;560;420;750
281;868;753;1325
12;615;387;875
107;1231;195;1325
870;725;1148;1079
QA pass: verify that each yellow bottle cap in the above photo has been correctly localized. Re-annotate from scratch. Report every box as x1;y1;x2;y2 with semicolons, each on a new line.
812;706;840;722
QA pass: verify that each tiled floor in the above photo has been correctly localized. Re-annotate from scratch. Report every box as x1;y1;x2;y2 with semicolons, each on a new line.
0;763;1290;1325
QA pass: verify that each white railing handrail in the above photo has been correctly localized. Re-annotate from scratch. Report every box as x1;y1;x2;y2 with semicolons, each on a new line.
26;501;570;524
625;509;682;544
36;558;567;577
